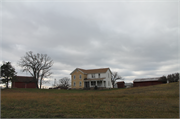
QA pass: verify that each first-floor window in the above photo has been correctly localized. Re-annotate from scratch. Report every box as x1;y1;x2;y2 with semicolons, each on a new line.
74;82;76;86
97;81;102;86
91;81;96;86
79;81;82;86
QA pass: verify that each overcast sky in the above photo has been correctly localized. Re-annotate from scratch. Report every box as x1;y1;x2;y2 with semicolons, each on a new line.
0;0;179;88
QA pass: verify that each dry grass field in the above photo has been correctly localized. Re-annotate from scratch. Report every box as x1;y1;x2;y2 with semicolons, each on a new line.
1;82;179;118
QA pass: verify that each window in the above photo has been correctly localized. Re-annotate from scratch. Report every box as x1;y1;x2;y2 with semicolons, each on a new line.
99;74;100;78
74;75;76;79
97;81;102;86
108;73;109;78
79;75;81;79
91;81;96;86
79;81;81;87
74;82;76;86
92;74;95;78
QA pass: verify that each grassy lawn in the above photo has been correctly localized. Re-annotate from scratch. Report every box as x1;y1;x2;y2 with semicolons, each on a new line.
1;82;179;118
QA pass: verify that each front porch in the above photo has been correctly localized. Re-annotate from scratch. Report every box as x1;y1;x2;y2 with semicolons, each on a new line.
84;80;106;88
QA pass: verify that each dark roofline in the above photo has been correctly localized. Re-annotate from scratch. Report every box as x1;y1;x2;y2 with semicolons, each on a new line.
133;77;161;82
12;76;36;83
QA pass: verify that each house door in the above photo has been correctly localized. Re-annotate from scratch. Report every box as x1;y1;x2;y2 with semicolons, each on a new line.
85;82;89;88
104;81;106;87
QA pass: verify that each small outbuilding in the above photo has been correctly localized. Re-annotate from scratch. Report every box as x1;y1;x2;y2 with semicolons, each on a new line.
133;77;163;87
12;76;36;88
115;81;125;88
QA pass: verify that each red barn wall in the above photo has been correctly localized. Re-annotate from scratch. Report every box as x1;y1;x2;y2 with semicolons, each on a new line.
133;81;163;87
12;82;36;88
117;82;125;88
13;82;25;88
26;83;36;88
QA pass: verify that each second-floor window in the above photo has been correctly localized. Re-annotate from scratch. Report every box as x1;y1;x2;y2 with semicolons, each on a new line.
99;73;100;78
79;75;81;79
92;74;95;78
74;75;76;79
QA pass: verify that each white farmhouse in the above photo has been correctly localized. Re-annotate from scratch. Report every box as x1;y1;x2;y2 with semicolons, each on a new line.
70;68;112;89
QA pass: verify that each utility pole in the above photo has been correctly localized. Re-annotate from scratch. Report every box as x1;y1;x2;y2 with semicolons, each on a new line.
54;78;56;87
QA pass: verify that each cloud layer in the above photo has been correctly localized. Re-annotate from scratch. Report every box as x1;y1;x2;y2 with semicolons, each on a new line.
1;1;179;87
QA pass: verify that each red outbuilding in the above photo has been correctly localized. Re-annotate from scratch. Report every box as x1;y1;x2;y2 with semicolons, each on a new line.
12;76;36;88
133;77;163;87
116;81;125;88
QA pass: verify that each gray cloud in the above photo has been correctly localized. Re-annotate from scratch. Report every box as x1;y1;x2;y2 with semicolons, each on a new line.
1;1;178;87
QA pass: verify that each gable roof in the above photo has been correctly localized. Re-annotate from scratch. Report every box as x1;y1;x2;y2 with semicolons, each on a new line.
116;81;125;83
12;76;36;83
70;68;111;75
133;77;161;82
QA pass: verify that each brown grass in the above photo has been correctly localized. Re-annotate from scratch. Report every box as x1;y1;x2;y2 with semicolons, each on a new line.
1;82;179;118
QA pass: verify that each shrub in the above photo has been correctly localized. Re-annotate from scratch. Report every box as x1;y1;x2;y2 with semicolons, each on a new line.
94;85;98;90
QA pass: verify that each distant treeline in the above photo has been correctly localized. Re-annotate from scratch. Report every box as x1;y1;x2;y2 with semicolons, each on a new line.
160;73;179;83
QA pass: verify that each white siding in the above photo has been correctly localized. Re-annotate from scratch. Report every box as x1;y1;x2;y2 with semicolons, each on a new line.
87;73;106;79
86;69;112;88
87;74;92;78
104;69;112;88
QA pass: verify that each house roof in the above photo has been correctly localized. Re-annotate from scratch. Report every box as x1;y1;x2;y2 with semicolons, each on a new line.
12;76;36;83
70;68;111;75
116;81;125;84
84;78;105;81
133;77;161;82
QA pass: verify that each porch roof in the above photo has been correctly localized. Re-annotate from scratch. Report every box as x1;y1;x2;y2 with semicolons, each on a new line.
84;78;105;81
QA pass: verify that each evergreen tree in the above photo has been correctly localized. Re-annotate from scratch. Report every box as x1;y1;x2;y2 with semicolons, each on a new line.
1;62;17;88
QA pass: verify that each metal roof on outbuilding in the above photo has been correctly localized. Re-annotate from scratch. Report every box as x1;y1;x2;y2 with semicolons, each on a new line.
133;77;161;82
12;76;36;83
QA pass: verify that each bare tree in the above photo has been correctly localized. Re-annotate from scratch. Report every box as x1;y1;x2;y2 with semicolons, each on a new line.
111;72;123;88
39;69;52;89
58;77;71;89
18;51;53;89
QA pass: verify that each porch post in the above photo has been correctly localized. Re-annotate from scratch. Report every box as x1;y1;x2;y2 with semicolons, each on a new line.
96;81;97;86
89;81;91;87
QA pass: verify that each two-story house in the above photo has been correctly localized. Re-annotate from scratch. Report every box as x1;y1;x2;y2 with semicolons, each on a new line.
70;68;112;89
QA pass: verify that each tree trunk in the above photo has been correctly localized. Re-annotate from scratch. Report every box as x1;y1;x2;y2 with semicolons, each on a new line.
112;81;115;88
36;80;39;89
40;79;42;89
6;80;9;89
